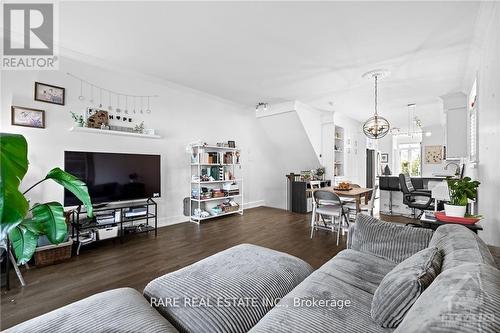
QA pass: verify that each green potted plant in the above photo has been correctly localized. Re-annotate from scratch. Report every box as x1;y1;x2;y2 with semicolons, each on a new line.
315;167;325;180
445;176;480;217
0;133;93;264
70;111;85;127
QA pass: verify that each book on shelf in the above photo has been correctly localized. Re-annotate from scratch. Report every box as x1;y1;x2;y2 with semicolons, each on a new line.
195;151;236;164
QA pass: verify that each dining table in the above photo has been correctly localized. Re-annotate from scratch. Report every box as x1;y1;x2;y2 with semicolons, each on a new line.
321;186;374;212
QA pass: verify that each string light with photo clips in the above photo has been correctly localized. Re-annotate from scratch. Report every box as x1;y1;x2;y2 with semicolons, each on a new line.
67;72;158;115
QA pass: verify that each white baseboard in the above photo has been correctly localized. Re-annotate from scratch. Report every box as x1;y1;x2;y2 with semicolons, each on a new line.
157;215;188;228
156;199;265;228
243;200;265;209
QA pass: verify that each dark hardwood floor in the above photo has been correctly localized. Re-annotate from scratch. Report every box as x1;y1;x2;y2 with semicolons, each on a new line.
0;207;347;330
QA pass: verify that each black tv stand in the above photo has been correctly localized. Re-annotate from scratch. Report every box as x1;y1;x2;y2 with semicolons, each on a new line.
92;203;109;209
70;198;158;255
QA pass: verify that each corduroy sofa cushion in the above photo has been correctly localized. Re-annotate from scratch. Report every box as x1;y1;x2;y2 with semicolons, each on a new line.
143;244;313;333
349;214;434;264
371;247;443;328
3;288;179;333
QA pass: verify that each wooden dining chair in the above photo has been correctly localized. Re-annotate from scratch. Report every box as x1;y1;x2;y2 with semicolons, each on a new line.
345;185;379;218
309;180;322;191
341;183;360;204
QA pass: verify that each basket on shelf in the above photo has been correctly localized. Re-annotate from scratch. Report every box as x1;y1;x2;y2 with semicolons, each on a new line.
34;239;73;266
212;191;226;198
222;205;240;213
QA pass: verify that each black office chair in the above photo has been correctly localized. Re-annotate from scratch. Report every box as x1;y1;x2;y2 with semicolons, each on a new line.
399;173;434;219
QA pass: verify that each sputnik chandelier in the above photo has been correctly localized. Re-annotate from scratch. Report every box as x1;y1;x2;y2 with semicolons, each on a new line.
362;70;390;139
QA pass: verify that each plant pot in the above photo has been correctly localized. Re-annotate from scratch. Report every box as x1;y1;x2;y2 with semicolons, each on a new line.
444;204;466;217
76;122;84;127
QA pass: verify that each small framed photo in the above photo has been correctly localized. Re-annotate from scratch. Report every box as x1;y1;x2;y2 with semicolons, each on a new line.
11;106;45;128
381;153;389;163
34;82;65;105
228;140;236;148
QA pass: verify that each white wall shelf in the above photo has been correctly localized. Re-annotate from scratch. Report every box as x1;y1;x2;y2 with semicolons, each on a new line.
69;126;162;139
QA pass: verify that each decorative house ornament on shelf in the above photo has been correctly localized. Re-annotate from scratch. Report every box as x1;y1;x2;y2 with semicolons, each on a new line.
362;70;390;139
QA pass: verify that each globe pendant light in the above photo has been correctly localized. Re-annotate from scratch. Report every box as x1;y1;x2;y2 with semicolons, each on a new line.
362;71;390;139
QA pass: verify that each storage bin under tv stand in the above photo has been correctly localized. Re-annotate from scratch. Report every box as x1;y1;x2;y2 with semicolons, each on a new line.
70;198;157;255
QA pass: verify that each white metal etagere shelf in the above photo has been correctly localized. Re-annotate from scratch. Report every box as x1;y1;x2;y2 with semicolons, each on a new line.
189;144;243;224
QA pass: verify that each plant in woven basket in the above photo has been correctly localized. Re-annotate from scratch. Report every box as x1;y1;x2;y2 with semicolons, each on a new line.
0;133;93;264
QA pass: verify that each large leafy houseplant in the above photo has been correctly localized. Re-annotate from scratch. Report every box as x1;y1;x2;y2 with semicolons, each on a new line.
0;133;93;264
445;176;480;217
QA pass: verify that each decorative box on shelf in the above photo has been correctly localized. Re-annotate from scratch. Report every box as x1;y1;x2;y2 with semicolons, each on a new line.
222;204;240;213
96;226;119;240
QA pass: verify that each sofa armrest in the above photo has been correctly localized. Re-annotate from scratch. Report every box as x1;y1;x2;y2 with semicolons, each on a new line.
349;215;434;263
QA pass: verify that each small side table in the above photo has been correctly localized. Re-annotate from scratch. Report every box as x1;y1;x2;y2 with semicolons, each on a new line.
420;212;483;234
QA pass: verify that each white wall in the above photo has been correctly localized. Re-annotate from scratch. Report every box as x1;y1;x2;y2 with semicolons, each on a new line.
255;100;366;206
256;109;321;209
376;134;393;175
421;125;450;177
295;101;323;162
1;56;272;226
474;3;500;246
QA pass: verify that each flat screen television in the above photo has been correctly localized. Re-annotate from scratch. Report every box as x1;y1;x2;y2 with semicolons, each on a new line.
64;151;161;206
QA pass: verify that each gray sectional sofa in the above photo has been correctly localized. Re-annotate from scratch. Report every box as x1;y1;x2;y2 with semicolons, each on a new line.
5;215;500;333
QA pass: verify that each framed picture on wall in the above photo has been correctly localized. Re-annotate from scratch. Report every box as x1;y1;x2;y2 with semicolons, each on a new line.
381;153;389;163
34;82;65;105
11;106;45;128
424;145;443;164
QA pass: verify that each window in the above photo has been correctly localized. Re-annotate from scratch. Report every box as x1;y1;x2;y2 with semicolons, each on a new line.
399;143;421;176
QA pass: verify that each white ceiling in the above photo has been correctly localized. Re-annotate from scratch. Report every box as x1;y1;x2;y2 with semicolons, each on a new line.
59;1;481;128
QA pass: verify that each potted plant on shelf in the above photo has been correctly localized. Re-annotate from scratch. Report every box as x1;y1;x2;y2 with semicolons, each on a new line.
0;133;93;264
315;167;325;180
444;176;480;217
70;111;85;127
